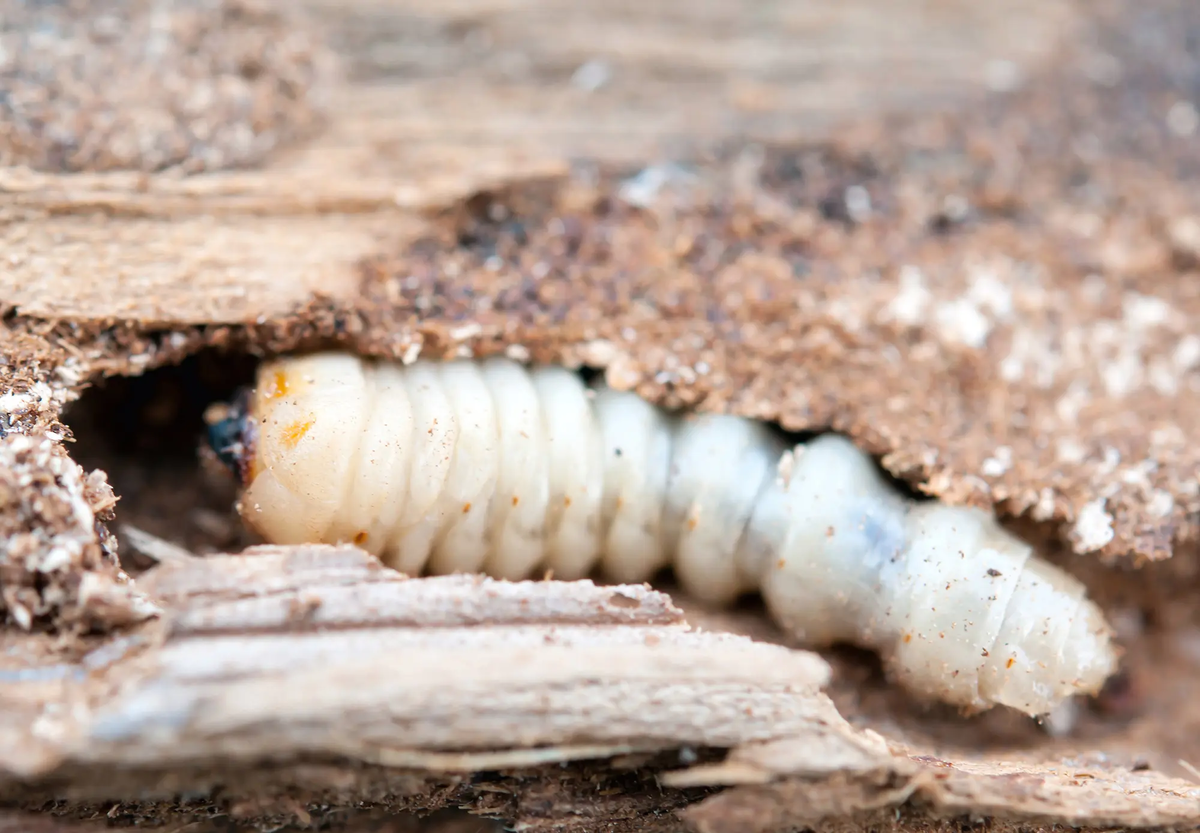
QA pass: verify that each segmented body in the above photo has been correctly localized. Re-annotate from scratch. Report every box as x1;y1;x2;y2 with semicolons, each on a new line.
213;351;1118;717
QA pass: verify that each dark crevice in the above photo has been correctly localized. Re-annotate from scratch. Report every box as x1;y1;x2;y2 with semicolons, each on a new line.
62;348;262;564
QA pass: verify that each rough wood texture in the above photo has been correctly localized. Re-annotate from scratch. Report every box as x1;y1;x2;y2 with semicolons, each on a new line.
0;0;1076;325
5;546;862;771
5;0;1200;572
5;0;1200;831
4;546;1197;832
0;546;882;825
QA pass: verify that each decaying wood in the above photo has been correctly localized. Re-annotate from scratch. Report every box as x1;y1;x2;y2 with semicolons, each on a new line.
0;545;881;828
5;0;1200;830
2;546;863;771
0;0;1080;329
677;746;1200;833
2;546;1197;832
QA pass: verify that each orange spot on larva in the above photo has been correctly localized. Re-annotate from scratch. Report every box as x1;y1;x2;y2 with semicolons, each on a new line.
687;517;698;530
1006;657;1016;669
281;418;314;448
462;502;472;513
563;496;572;507
265;370;290;400
776;558;786;569
512;495;520;506
903;633;913;644
353;531;368;545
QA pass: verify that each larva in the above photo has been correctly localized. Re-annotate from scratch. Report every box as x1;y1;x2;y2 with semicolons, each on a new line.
206;351;1119;718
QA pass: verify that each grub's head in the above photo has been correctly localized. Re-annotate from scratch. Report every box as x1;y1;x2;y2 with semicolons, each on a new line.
204;353;371;545
204;388;256;484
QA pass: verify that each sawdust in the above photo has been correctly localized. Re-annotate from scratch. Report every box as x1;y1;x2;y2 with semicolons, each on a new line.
0;333;159;631
0;434;157;632
10;0;1197;572
0;0;336;173
329;0;1200;572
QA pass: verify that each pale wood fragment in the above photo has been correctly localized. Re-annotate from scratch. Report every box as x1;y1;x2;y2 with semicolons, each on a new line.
2;546;883;786
2;546;1196;832
671;737;1200;832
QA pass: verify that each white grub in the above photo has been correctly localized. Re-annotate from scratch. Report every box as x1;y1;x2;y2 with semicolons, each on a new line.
231;352;1120;719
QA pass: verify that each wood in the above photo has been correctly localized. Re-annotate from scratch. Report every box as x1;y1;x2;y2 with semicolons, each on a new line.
0;0;1077;327
6;1;1200;831
3;545;1198;832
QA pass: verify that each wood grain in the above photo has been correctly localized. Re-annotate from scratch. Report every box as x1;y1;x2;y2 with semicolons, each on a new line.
0;0;1078;325
3;545;1197;832
0;546;881;781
